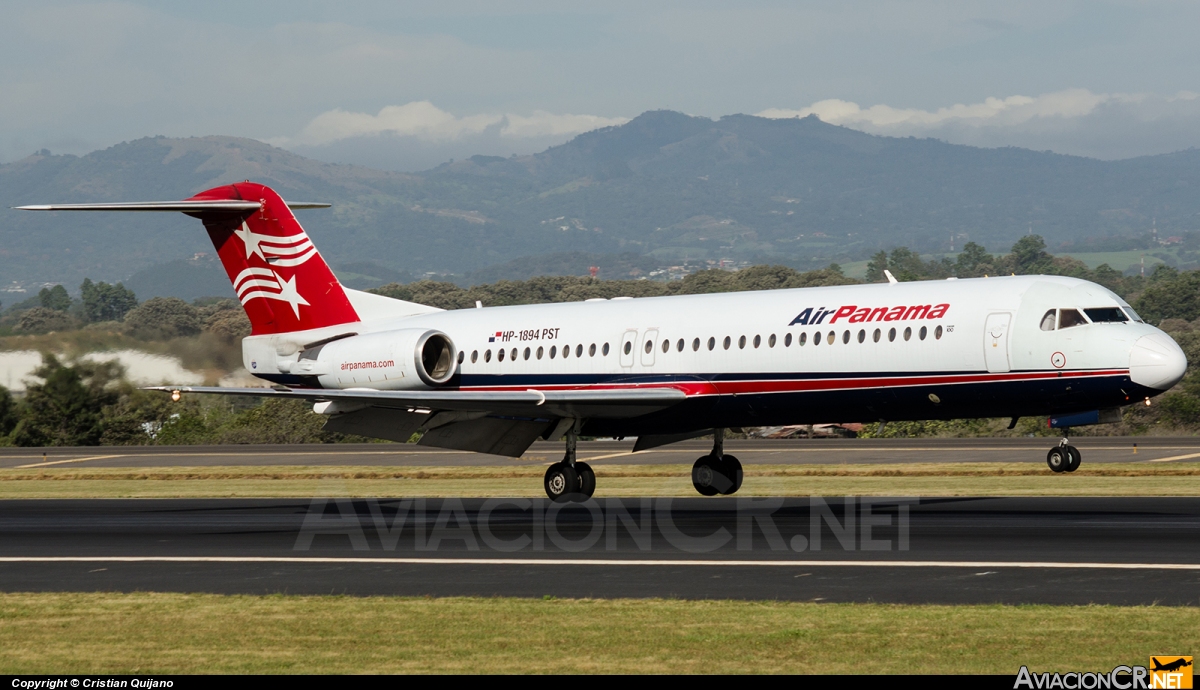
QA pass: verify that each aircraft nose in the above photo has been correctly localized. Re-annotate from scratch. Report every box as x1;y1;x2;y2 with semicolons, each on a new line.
1129;333;1188;391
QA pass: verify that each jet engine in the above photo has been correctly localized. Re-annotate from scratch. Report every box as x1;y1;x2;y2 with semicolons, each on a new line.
287;328;458;389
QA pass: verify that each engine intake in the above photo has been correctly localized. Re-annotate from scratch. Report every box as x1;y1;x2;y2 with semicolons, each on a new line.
415;330;457;386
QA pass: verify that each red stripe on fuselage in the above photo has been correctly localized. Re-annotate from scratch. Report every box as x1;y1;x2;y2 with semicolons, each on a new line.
456;369;1128;397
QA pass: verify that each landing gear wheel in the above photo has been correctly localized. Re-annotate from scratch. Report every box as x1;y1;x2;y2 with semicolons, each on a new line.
1046;447;1068;473
575;462;596;500
1064;445;1081;473
692;456;721;496
544;462;580;502
718;455;743;495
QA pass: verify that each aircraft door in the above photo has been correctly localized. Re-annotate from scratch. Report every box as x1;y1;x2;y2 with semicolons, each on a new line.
641;329;659;367
620;329;638;368
984;312;1012;373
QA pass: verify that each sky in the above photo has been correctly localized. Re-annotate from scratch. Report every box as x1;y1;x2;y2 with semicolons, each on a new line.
2;0;1199;170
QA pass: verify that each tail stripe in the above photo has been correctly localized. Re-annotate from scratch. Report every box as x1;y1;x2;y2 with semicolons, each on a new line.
266;247;319;267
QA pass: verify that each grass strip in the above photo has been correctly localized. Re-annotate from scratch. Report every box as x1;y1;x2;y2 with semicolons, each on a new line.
0;593;1194;674
1;463;1200;498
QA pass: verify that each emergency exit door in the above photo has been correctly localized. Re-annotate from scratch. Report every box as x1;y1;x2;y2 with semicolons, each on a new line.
984;312;1012;373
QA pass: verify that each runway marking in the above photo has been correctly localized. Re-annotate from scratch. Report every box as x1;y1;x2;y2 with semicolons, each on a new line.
0;557;1197;570
14;455;125;469
1149;452;1200;463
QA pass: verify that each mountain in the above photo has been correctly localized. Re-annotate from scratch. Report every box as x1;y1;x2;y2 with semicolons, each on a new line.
2;114;1198;295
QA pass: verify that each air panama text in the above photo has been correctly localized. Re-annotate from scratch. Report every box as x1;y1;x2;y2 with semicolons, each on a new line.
340;360;395;371
789;303;951;326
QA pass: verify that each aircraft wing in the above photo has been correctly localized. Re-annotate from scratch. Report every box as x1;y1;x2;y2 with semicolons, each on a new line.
144;385;686;419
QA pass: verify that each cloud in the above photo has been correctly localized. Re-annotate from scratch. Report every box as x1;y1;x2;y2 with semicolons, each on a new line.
757;89;1200;159
282;101;628;147
757;89;1132;129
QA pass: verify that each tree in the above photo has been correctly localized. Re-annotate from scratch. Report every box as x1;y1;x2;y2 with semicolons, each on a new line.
16;307;75;333
80;278;138;323
37;285;71;312
123;297;202;339
955;242;994;277
865;251;889;283
11;355;119;447
1009;235;1054;274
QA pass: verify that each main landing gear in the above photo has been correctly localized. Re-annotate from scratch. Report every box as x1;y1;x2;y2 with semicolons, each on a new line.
691;429;743;496
543;426;596;503
1046;434;1082;473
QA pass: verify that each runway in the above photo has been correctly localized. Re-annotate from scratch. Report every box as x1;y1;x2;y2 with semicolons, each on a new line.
0;436;1196;469
1;496;1197;604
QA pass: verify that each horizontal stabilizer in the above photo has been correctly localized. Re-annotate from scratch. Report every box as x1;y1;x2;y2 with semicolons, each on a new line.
14;200;329;212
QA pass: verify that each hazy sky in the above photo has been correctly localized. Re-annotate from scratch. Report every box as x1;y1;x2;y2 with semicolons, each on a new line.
3;1;1199;169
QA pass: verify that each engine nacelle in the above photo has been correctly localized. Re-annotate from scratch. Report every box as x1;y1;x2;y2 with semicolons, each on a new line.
292;328;457;390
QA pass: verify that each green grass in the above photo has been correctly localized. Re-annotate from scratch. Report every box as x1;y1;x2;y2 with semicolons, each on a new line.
2;463;1200;498
0;593;1193;673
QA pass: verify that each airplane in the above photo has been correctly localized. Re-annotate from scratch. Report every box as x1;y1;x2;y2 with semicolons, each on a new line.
18;181;1188;501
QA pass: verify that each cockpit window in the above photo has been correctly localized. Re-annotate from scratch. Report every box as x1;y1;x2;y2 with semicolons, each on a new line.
1084;307;1128;323
1039;310;1057;331
1058;308;1088;329
1123;307;1145;323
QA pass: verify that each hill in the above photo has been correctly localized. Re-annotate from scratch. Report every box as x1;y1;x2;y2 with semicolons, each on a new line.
2;114;1199;294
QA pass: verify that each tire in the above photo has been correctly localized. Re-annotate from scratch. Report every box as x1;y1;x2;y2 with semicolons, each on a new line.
718;455;743;495
691;456;720;496
1046;448;1068;473
544;462;580;502
1065;445;1081;473
575;462;596;500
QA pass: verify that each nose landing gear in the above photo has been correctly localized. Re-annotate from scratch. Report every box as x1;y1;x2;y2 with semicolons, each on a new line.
544;423;596;503
691;428;744;496
1047;435;1081;473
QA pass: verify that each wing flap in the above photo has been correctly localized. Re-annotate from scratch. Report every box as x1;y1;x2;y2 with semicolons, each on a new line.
145;385;686;419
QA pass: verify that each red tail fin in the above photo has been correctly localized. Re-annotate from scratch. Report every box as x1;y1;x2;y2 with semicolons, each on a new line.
188;182;359;335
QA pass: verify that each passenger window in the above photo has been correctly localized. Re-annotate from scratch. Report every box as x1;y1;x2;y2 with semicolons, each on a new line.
589;344;596;357
903;327;912;341
827;332;836;345
677;339;684;352
484;349;492;362
919;326;927;340
471;350;478;363
888;327;896;342
813;331;821;346
798;332;806;346
576;344;583;358
842;330;850;344
738;335;746;349
498;349;506;362
723;336;731;350
1084;307;1128;323
643;340;652;354
857;329;865;343
663;339;670;353
708;337;716;351
602;343;610;355
935;325;943;340
537;346;544;359
873;328;881;343
512;348;518;361
625;341;633;355
692;338;700;351
785;333;793;347
1058;309;1087;329
562;345;569;359
458;351;465;364
524;347;532;360
768;334;776;348
754;335;762;348
1040;309;1056;331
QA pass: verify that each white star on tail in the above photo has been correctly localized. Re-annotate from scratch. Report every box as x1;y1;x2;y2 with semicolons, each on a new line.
234;267;310;319
235;222;266;261
273;273;309;319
